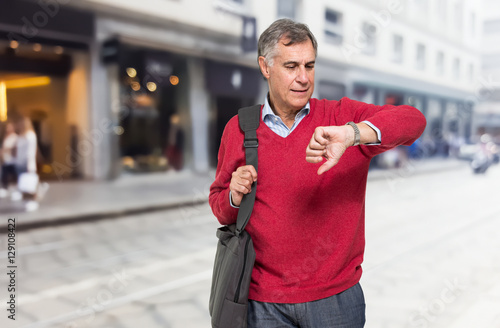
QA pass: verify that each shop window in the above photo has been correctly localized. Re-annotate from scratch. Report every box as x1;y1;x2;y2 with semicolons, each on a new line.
385;93;404;106
317;81;345;100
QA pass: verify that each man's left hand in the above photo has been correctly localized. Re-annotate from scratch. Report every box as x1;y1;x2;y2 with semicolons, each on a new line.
306;125;354;175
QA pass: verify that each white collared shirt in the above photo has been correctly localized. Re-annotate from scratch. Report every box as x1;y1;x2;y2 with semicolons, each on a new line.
262;97;310;138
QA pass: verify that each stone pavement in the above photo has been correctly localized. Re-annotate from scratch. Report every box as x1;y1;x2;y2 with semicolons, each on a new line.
0;157;470;232
0;169;215;231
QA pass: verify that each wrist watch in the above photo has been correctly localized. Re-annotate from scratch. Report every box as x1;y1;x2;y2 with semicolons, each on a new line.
345;121;360;146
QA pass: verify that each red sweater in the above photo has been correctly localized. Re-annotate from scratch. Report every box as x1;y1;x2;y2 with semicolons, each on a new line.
209;97;426;303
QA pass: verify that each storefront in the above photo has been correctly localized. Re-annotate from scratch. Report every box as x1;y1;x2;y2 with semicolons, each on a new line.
0;0;94;180
101;39;192;174
205;59;262;167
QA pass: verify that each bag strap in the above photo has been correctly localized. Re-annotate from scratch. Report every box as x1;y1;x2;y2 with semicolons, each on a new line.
235;104;261;236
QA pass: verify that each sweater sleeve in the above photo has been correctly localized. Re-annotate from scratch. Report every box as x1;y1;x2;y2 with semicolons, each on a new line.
209;116;245;225
336;97;427;158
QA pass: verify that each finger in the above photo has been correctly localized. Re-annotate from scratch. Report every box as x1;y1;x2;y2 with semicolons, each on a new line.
317;158;340;175
308;130;328;150
308;138;326;151
306;155;324;164
244;165;258;181
237;165;258;182
305;148;326;157
231;180;251;194
238;170;254;182
313;127;329;145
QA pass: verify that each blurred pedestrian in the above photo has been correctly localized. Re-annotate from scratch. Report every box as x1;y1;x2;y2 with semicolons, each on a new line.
166;113;184;171
13;116;39;211
0;121;18;198
209;18;426;328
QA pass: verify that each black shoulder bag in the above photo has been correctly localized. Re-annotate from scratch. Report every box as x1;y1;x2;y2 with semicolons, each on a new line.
209;105;260;328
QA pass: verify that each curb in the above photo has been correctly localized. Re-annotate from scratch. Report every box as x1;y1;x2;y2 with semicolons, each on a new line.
0;198;208;233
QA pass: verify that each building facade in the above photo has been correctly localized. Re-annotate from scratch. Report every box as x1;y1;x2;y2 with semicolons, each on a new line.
476;0;500;140
0;0;485;180
299;0;482;161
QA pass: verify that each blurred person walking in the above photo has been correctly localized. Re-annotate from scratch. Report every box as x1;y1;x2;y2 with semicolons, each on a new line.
0;121;18;198
209;19;426;328
166;113;184;171
13;116;39;211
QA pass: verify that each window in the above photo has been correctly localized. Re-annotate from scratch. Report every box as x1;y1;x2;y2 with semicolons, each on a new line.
436;51;445;76
415;0;428;14
453;58;461;79
484;19;500;34
318;81;346;100
416;43;426;70
361;22;377;55
324;9;343;44
393;34;403;63
436;0;447;24
277;0;297;19
470;12;476;37
454;1;463;33
468;63;474;83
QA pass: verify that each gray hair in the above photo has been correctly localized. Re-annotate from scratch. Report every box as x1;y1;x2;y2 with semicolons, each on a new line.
258;18;318;66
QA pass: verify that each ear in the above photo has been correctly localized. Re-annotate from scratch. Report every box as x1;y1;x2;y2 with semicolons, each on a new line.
258;56;271;79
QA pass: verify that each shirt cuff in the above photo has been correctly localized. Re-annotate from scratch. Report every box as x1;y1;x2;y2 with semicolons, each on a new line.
361;120;381;145
229;191;240;208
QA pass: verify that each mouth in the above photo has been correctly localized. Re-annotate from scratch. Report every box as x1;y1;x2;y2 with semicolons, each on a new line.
291;88;308;94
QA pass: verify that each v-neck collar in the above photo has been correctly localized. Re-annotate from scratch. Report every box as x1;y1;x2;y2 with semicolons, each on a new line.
262;96;311;138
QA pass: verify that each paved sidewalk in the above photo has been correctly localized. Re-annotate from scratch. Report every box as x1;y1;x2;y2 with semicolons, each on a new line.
0;158;470;231
0;169;216;231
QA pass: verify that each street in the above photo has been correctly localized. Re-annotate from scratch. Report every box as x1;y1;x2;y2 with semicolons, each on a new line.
1;162;499;328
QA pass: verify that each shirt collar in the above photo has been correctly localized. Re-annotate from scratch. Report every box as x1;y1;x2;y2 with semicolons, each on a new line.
262;94;310;121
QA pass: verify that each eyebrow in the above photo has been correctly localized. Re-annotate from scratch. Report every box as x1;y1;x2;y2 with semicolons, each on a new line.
282;60;316;66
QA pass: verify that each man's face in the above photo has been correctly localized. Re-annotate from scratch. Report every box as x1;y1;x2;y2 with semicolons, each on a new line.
259;38;315;114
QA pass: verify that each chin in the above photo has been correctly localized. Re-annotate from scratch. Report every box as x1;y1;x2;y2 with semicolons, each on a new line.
291;98;309;110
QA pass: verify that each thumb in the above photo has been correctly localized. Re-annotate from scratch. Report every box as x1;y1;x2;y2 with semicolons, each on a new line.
317;158;338;175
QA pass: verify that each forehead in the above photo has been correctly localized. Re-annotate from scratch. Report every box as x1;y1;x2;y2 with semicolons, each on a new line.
274;38;316;63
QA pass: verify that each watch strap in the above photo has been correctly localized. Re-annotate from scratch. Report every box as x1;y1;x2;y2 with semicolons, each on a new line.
345;121;360;146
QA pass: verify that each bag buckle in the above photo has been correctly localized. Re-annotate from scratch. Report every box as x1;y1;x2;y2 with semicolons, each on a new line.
243;138;258;148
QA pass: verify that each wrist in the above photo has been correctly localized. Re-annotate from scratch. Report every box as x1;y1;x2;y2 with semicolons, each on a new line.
345;122;360;147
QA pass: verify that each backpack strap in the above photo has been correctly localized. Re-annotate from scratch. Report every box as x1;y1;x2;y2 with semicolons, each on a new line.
235;104;261;235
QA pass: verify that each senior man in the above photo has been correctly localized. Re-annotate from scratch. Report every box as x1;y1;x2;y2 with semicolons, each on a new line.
209;18;426;328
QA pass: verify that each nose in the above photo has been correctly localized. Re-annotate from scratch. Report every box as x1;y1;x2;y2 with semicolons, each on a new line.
295;66;308;84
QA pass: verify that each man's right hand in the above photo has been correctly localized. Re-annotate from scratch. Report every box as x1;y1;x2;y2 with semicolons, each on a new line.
229;165;257;207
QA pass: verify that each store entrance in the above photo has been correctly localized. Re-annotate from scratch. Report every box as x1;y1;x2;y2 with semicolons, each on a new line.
0;39;89;180
211;96;255;167
117;48;187;173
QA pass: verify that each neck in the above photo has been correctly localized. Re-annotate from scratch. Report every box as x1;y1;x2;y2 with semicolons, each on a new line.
268;96;302;129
